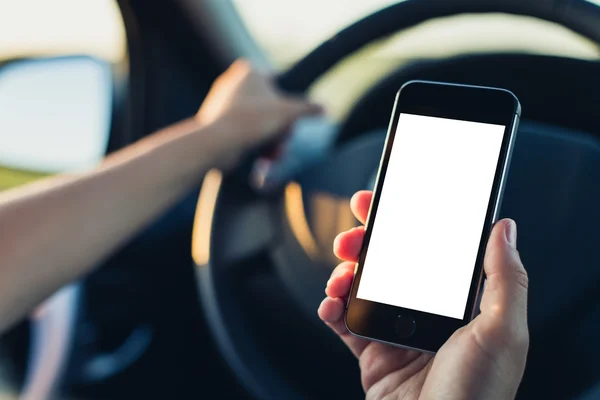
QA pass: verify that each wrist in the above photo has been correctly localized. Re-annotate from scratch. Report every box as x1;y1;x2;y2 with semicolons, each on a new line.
196;116;248;170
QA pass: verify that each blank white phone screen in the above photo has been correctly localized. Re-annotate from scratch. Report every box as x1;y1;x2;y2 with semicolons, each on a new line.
356;113;505;319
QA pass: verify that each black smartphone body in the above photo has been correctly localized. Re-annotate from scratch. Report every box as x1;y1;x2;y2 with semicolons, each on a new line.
345;80;521;353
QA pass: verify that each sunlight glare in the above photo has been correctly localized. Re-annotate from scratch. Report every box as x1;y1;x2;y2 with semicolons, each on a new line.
0;0;126;62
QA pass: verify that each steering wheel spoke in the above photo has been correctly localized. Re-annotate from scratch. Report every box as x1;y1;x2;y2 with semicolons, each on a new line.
193;169;279;273
214;199;277;268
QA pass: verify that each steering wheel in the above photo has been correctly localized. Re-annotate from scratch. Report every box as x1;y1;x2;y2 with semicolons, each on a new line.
195;1;600;399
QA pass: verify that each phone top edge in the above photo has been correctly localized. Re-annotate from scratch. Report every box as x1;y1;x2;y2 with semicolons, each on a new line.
399;80;521;113
395;80;521;124
398;79;520;99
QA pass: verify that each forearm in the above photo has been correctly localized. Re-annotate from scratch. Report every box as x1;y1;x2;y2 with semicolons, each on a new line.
0;118;234;332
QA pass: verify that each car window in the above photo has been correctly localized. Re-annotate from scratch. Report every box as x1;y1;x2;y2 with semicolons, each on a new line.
0;0;127;190
233;0;600;119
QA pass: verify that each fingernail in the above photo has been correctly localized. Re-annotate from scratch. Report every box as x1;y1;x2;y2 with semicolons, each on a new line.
505;220;517;248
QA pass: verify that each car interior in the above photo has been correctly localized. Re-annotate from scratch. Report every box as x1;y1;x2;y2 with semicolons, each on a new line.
0;0;600;399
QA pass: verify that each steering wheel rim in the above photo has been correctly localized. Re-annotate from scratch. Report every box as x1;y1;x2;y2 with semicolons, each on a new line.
200;1;600;399
276;0;600;93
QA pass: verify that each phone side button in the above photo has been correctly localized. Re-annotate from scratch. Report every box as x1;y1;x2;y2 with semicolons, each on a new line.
394;315;416;338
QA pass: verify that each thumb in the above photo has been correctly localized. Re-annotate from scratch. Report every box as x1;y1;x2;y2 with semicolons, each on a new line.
477;219;529;348
281;97;324;118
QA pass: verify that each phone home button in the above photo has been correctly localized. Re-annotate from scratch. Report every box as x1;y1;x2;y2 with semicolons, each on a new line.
394;315;416;338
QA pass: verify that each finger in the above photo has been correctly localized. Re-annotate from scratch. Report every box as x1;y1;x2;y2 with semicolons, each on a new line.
325;261;355;298
229;58;250;70
477;219;529;346
282;98;324;118
333;227;365;262
318;296;345;323
480;219;528;317
318;297;370;357
350;191;373;225
224;58;253;79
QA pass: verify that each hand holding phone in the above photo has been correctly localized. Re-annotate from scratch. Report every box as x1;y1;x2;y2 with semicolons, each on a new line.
319;81;529;398
346;81;521;352
319;191;529;400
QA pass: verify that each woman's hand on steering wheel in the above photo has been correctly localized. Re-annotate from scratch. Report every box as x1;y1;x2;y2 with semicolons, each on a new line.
195;59;323;169
319;190;529;400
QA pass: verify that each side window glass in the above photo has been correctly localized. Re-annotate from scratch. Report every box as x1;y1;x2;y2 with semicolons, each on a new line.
0;0;127;190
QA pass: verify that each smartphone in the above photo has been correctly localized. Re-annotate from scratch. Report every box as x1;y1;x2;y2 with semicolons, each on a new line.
345;80;521;353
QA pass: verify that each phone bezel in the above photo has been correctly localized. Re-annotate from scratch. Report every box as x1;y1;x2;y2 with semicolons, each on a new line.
345;80;521;353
